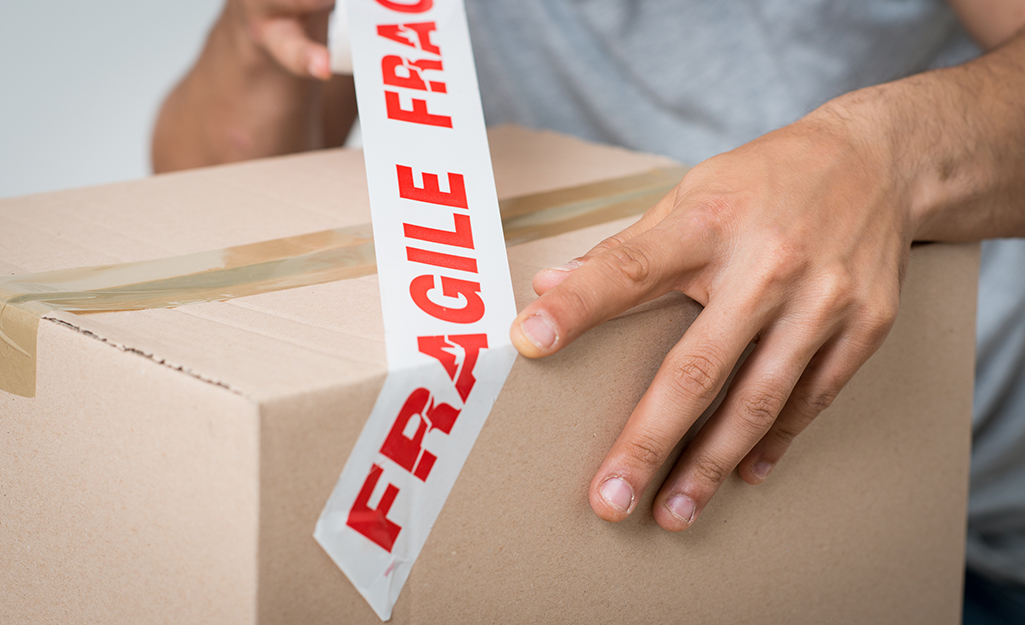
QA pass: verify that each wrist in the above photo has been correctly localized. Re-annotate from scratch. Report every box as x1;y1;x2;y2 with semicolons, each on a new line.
810;81;954;242
796;86;922;245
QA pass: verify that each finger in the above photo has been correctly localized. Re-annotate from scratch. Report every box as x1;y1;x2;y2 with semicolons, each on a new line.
649;325;827;531
736;333;871;484
532;189;679;295
531;258;584;295
512;220;712;359
579;189;680;260
255;17;332;79
587;293;766;522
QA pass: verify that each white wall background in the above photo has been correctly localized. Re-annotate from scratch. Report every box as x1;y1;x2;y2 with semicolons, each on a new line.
0;1;223;199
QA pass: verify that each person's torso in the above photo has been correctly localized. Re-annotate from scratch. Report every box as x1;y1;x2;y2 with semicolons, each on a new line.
467;0;976;162
466;0;1025;586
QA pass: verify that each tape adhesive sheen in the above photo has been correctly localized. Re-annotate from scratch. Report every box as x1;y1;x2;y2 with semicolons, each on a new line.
0;166;685;399
314;0;518;619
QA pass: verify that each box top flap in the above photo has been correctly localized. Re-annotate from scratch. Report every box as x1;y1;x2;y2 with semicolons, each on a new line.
0;126;677;401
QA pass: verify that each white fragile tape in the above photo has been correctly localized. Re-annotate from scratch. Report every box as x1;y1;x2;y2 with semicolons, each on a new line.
314;0;518;621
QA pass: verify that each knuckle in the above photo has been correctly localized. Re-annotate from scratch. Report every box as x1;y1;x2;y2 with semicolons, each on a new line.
591;234;627;255
846;300;898;352
683;202;727;234
770;421;802;447
813;269;856;313
764;233;803;277
691;453;730;486
803;386;840;414
622;432;668;471
862;299;899;340
735;388;785;433
740;236;808;300
600;242;655;286
665;353;722;402
684;200;734;246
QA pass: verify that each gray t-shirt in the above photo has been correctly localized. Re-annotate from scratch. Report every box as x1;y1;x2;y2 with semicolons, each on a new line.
465;0;1025;585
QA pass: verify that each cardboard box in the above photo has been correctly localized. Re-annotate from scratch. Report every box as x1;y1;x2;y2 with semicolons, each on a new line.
0;127;977;624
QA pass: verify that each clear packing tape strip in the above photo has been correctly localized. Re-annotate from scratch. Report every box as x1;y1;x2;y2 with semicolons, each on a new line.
0;166;687;399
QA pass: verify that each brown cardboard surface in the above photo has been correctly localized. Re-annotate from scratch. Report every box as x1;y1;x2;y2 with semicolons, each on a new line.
1;316;259;624
0;164;685;398
0;127;976;624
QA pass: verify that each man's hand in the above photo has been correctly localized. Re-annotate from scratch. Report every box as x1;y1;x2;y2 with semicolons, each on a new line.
153;0;356;172
511;5;1025;527
510;107;916;531
228;0;336;80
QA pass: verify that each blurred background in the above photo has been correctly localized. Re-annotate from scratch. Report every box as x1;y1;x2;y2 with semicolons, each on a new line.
0;1;221;199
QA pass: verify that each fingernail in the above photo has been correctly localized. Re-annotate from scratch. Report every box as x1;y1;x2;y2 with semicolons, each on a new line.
521;314;557;350
547;259;583;273
752;461;774;481
307;54;328;79
666;494;696;524
599;477;634;512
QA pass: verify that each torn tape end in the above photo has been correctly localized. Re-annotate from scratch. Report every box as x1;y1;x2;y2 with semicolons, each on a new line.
0;302;41;398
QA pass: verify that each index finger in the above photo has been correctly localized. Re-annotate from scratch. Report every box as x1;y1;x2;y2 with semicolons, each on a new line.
510;221;711;358
532;189;680;295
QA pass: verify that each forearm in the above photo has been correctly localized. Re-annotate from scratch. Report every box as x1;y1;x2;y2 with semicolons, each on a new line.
151;5;325;173
819;27;1025;242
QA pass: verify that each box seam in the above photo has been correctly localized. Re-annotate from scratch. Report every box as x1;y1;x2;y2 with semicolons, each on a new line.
45;316;257;401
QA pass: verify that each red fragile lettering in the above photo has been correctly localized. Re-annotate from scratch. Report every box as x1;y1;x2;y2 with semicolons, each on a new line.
404;212;474;249
418;334;488;402
385;90;452;128
347;464;402;552
406;247;478;273
396;165;467;208
380;388;461;479
382;56;446;93
409;275;485;324
376;0;433;13
377;22;441;55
